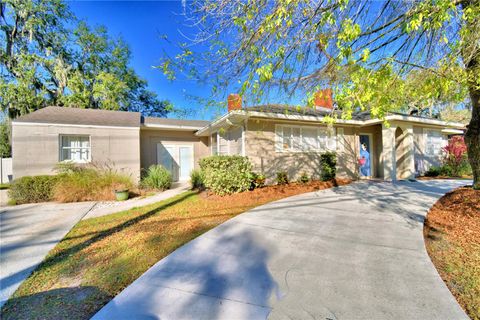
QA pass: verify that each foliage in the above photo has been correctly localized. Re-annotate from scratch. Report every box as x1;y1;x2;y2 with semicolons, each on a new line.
199;155;252;195
190;169;204;190
320;152;337;181
0;0;170;118
425;166;441;177
298;172;310;184
249;172;266;190
276;171;289;185
9;175;59;204
442;136;469;177
0;118;11;157
53;165;133;202
161;0;480;189
141;165;172;190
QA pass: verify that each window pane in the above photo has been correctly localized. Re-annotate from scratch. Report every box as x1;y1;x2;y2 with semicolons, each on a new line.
282;127;292;150
60;135;90;161
318;130;328;150
302;128;318;151
292;127;301;150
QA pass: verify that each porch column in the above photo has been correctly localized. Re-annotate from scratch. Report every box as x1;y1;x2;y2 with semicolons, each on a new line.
403;125;416;180
382;124;396;180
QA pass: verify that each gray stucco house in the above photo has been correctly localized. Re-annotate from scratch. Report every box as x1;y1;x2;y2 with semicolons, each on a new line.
11;99;465;183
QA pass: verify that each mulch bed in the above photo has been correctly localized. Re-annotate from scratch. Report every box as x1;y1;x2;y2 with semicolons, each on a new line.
201;178;352;204
424;186;480;319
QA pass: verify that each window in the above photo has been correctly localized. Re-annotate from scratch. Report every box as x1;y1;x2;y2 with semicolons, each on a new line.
425;130;446;156
60;135;91;162
211;133;218;155
276;125;336;152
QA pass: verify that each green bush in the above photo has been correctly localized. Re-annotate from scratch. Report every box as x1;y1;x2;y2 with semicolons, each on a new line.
141;165;172;190
320;152;337;181
9;175;59;204
249;172;266;190
276;171;289;185
298;172;309;184
54;167;133;202
425;166;441;177
190;169;204;190
199;155;252;195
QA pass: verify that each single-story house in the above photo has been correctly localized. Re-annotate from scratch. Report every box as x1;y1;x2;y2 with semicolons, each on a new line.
11;95;465;183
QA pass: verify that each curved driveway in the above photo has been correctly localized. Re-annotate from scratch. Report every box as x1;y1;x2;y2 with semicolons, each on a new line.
93;180;469;320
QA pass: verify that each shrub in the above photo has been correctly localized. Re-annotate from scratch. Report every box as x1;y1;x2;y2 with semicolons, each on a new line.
442;136;470;177
141;165;172;190
276;171;289;185
425;166;441;177
190;169;204;190
249;172;266;190
54;166;133;202
320;152;337;181
199;155;252;195
9;175;59;204
298;172;309;184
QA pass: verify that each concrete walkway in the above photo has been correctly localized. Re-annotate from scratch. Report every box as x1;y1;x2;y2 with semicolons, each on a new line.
83;182;190;220
93;180;469;320
0;201;95;307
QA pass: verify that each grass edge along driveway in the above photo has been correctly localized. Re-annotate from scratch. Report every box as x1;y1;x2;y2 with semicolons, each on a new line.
1;178;350;320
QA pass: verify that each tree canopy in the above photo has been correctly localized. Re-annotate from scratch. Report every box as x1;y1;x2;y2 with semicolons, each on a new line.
0;0;171;118
162;0;480;188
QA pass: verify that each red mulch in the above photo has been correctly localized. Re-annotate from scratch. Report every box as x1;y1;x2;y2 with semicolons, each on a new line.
201;178;352;205
424;186;480;319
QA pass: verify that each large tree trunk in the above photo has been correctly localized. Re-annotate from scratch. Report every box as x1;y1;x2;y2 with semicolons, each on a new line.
465;89;480;189
461;0;480;189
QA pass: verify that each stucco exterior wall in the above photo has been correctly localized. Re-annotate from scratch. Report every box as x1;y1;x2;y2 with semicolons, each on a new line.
413;125;447;174
140;129;209;171
12;123;141;180
244;118;371;182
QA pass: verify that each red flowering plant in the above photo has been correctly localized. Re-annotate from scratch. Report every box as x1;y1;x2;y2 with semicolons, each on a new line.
442;135;468;177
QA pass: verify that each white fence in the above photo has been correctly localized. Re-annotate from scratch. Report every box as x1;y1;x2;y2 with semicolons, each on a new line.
1;158;12;184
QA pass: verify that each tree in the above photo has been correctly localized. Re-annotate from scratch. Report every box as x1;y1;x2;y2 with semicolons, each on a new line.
0;0;170;118
161;0;480;189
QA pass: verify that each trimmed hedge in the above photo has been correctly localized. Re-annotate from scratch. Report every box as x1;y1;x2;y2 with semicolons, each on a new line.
9;175;59;204
320;152;337;181
199;155;252;195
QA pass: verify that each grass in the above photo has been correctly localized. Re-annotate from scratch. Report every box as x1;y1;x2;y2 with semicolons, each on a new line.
0;178;350;320
424;187;480;320
0;183;10;190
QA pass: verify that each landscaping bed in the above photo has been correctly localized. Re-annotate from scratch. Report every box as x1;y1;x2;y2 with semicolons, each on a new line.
424;186;480;320
1;178;350;320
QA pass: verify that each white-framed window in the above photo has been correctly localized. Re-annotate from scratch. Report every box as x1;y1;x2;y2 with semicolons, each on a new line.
275;124;336;152
425;130;446;156
59;135;91;163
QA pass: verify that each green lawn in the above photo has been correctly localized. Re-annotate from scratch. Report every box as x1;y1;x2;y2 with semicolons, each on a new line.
0;183;9;190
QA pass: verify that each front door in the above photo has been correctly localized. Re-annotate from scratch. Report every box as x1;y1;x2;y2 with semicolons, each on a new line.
156;143;193;182
359;135;373;178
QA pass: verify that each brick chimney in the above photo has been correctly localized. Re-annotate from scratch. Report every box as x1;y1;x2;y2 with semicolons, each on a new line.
227;94;242;112
314;89;333;109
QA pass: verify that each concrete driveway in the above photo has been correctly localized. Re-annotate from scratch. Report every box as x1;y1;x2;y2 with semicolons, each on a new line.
93;180;469;320
0;201;95;307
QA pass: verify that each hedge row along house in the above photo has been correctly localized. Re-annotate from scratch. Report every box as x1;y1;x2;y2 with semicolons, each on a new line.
11;91;465;183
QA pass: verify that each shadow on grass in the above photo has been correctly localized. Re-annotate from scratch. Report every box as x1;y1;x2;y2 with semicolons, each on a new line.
1;192;197;318
1;286;110;320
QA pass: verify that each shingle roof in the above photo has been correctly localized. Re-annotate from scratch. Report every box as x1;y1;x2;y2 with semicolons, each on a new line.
245;105;438;121
246;104;342;118
143;117;210;128
14;106;141;127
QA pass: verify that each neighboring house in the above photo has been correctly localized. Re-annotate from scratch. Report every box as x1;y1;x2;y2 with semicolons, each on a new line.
11;95;465;183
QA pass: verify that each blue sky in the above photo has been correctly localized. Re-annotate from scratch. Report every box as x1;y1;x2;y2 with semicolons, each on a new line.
69;0;216;120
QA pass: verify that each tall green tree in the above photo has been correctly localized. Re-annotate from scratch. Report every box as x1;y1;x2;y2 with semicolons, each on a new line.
162;0;480;188
0;0;170;118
